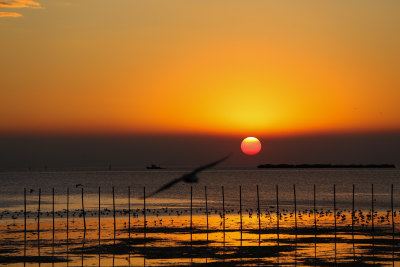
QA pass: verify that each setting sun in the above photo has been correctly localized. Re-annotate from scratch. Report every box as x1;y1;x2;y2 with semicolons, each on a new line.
241;137;262;155
0;1;399;266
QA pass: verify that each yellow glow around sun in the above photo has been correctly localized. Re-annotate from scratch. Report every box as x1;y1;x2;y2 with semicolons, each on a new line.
0;1;399;136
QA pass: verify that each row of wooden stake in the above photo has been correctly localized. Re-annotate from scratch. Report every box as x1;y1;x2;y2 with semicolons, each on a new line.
23;184;395;257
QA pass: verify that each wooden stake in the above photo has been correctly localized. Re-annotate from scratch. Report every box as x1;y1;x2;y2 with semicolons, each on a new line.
67;187;69;245
352;184;355;260
205;186;208;241
313;184;316;259
294;184;297;234
128;186;131;240
392;183;395;265
256;185;261;241
98;186;101;247
276;184;279;245
66;187;69;261
352;184;355;233
313;184;317;231
222;186;225;244
82;187;86;234
113;186;116;244
38;188;41;256
372;183;375;259
24;188;26;257
334;184;336;265
144;187;146;239
334;184;336;234
240;185;242;246
190;186;193;233
52;187;55;244
372;184;374;234
189;186;193;244
294;185;298;266
391;184;394;237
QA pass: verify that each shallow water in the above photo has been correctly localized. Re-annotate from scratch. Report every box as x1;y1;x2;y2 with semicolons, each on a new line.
1;168;400;212
1;168;400;266
1;212;400;266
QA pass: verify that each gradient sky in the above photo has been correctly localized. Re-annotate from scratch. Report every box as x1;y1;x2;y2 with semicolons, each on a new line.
0;1;399;168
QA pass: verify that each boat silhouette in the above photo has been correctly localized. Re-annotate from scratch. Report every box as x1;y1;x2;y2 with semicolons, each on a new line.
146;164;165;170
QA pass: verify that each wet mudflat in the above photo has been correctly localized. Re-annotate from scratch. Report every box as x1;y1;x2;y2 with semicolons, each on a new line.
0;211;399;266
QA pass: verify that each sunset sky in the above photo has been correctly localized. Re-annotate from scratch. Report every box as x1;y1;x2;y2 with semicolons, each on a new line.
1;0;399;168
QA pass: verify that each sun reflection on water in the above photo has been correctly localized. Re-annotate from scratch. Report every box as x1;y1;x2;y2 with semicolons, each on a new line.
0;206;399;266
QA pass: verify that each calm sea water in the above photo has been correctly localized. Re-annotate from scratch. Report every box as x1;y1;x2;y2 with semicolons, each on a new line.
1;168;399;215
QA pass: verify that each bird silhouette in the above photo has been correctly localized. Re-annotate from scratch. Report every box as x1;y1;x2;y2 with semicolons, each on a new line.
146;154;231;198
29;189;34;194
76;184;83;188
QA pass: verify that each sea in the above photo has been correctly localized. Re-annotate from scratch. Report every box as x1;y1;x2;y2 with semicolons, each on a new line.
1;167;399;216
1;168;400;266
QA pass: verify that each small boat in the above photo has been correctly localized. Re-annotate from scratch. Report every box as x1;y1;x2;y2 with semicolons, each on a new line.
146;164;165;170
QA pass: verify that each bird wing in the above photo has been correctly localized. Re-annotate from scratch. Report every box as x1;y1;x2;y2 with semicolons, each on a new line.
146;176;184;198
191;153;231;174
145;153;231;198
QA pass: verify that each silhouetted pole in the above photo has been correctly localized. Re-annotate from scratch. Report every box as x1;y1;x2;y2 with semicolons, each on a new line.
333;184;336;233
352;184;355;233
314;184;317;225
333;184;336;265
98;186;101;247
294;184;297;234
190;186;193;243
144;187;146;239
391;184;394;237
81;239;85;267
37;188;41;256
352;184;355;260
313;184;317;230
313;184;316;259
256;185;261;245
24;188;26;257
222;186;225;245
372;183;375;260
391;184;395;265
52;187;55;244
113;186;116;244
205;186;208;241
239;185;242;246
294;181;298;266
372;184;374;235
128;186;131;240
67;187;69;245
82;187;86;234
52;187;55;258
276;184;279;245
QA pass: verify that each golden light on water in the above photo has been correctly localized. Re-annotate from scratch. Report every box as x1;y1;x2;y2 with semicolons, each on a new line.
0;210;396;266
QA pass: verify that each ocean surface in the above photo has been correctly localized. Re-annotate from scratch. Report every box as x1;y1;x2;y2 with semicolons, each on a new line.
1;168;400;266
1;168;399;215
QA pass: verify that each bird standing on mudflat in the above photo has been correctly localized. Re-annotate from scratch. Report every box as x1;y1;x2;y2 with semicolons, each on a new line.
146;154;231;198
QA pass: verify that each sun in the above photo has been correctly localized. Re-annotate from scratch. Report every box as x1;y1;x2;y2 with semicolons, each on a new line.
241;137;262;155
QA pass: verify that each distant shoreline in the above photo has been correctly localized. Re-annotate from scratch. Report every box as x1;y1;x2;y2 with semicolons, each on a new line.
257;164;396;169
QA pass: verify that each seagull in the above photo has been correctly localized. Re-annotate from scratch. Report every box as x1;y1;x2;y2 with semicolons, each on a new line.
146;153;231;198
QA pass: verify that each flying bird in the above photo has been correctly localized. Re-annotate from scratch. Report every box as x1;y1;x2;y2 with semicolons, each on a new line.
146;154;231;198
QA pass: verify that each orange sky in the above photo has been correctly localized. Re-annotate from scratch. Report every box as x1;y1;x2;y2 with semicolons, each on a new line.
1;0;399;136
